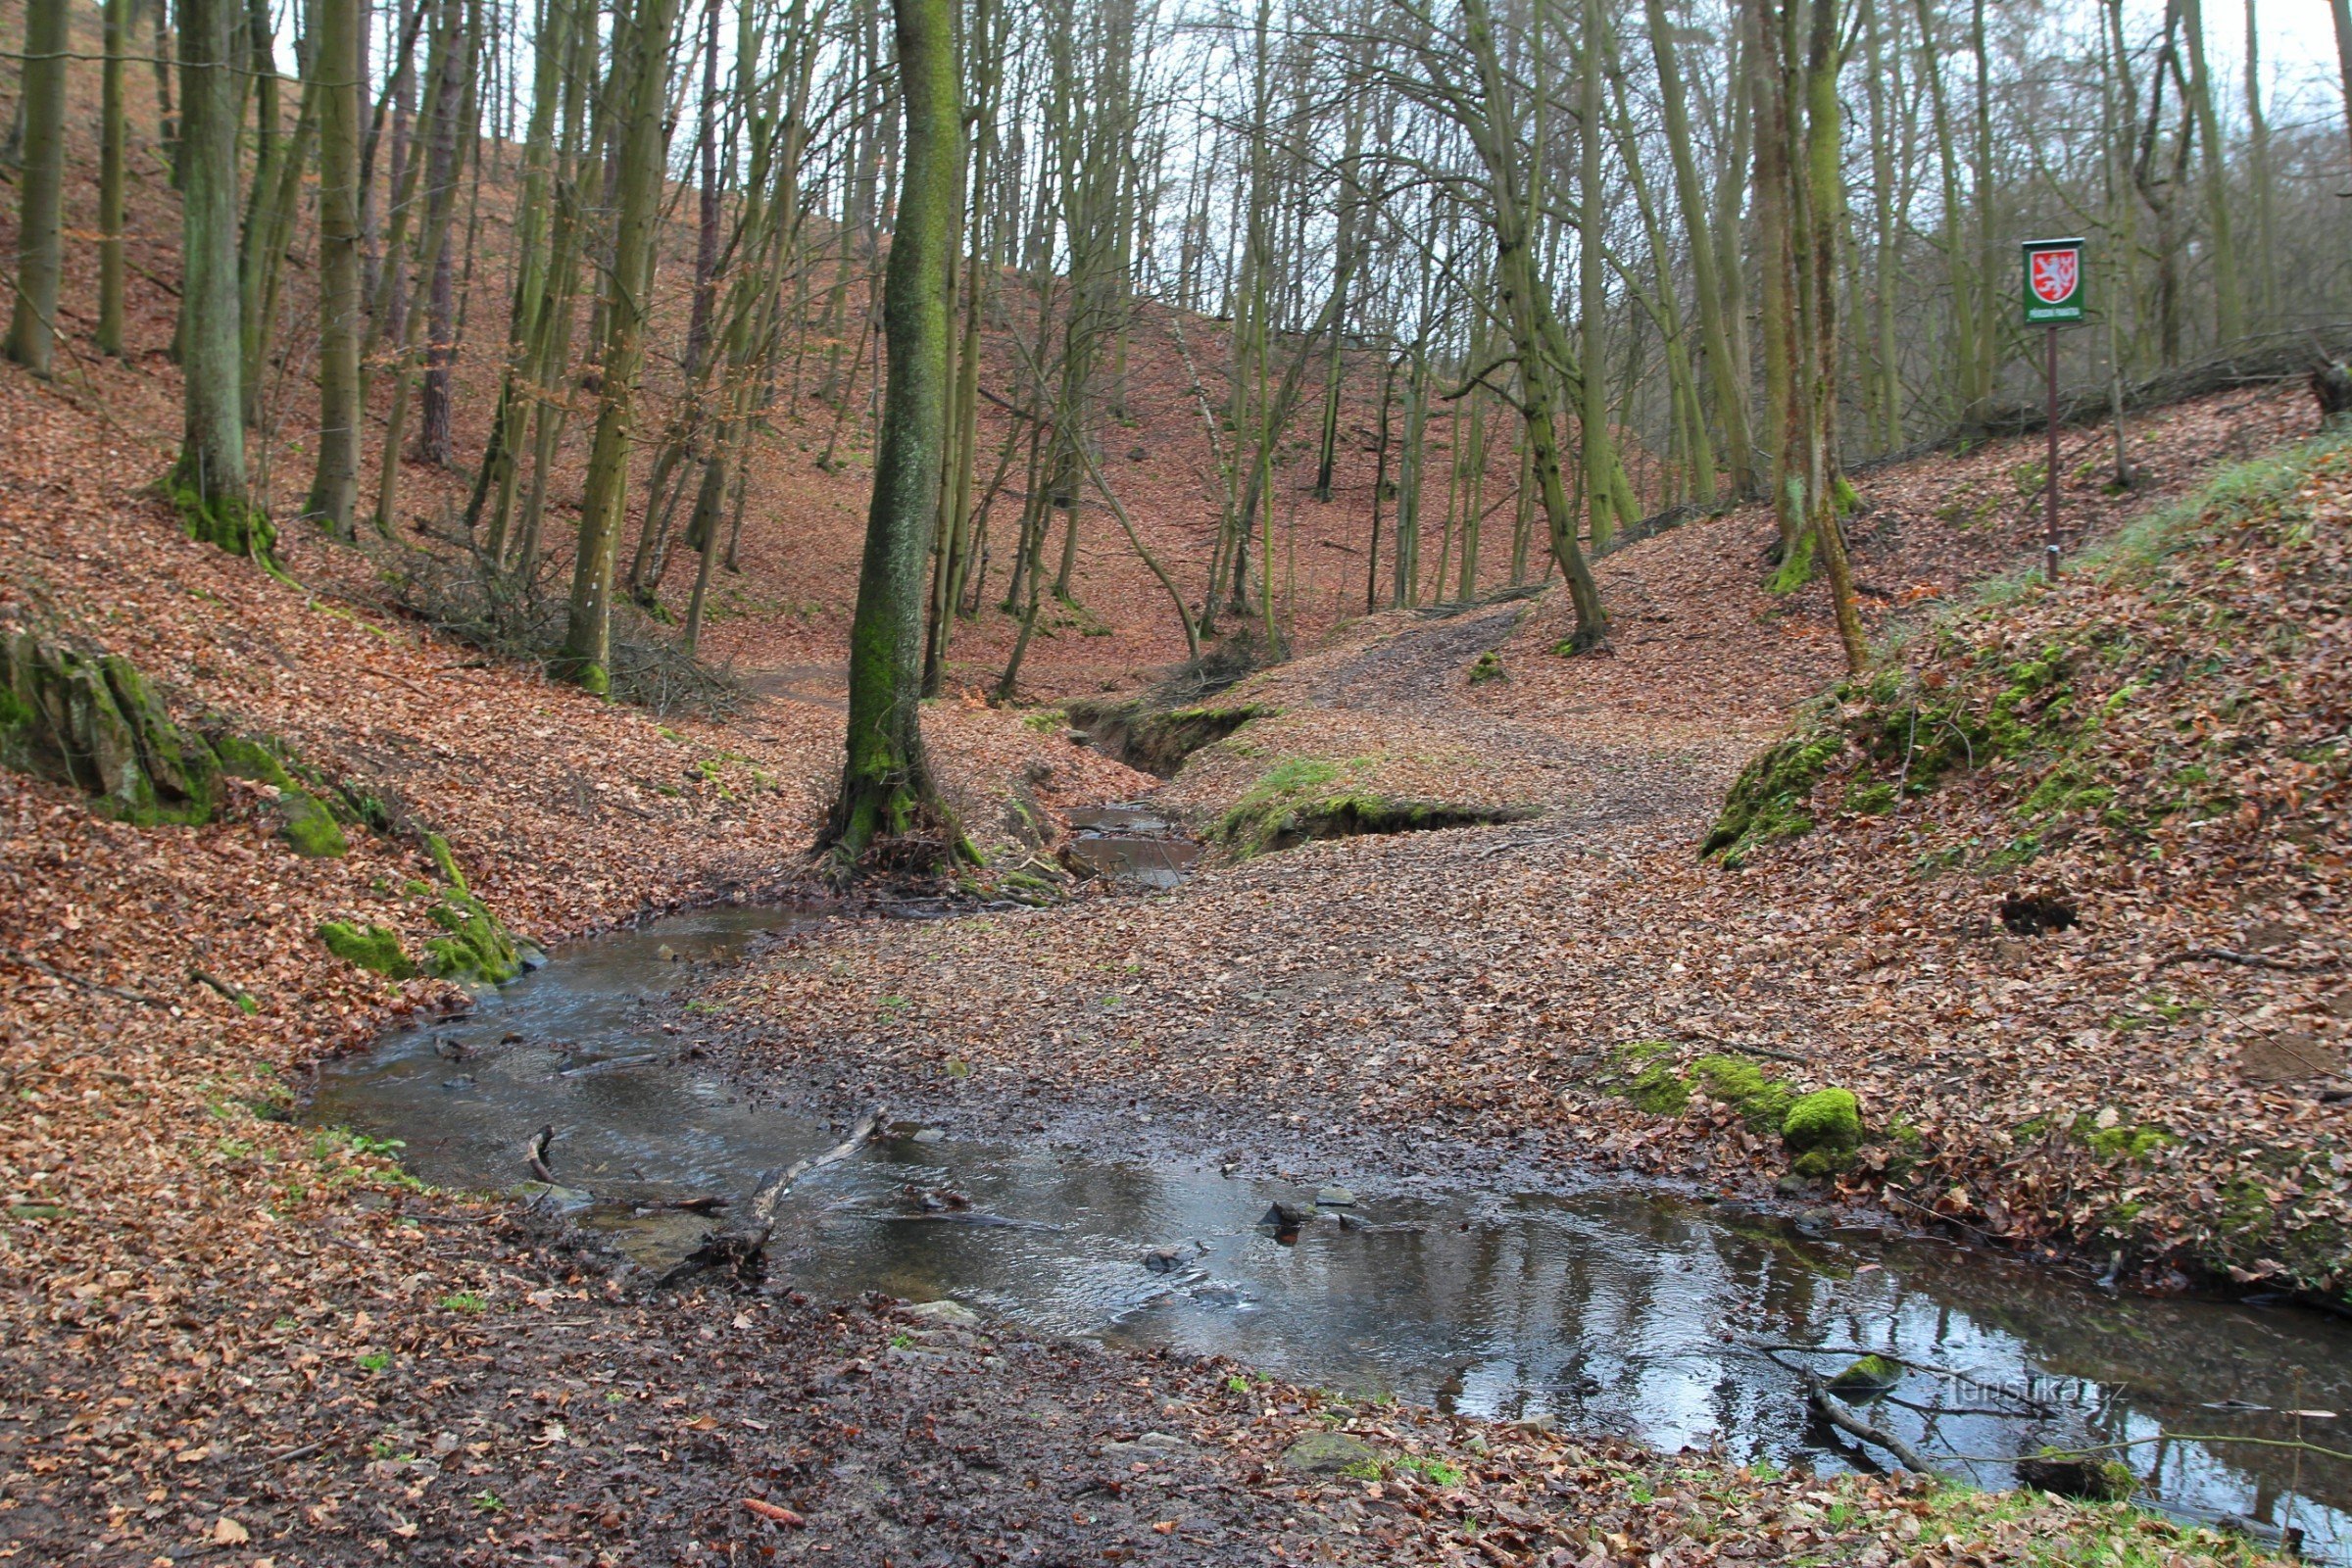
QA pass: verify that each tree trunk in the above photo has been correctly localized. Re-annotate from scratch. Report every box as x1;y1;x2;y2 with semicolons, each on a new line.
98;0;129;356
309;0;366;534
1646;0;1750;493
558;0;685;692
6;0;68;375
822;0;969;862
174;0;271;562
2181;0;2240;349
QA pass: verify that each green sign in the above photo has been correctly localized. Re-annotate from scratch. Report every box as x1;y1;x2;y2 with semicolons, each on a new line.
2022;238;2085;325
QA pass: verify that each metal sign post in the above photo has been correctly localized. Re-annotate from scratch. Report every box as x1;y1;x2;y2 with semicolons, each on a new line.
2022;238;2085;581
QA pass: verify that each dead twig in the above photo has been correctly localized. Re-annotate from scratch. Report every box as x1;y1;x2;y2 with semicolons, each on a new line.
0;946;176;1008
525;1124;558;1185
2153;946;2341;973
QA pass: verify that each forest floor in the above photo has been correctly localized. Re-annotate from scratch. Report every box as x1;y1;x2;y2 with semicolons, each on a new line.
710;379;2351;1310
0;247;2332;1564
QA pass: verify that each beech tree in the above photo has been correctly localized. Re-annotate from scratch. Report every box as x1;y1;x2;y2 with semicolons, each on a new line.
823;0;970;861
6;0;67;375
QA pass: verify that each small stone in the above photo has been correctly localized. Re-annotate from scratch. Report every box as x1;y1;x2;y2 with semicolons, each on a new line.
1776;1174;1813;1197
511;1181;594;1216
910;1127;947;1144
904;1298;982;1326
657;943;678;961
1143;1248;1185;1273
1826;1354;1904;1398
1281;1432;1378;1475
1313;1186;1357;1208
2016;1452;2137;1501
1260;1200;1311;1230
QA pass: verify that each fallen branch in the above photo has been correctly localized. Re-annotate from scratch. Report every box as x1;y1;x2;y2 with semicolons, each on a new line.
525;1124;557;1184
658;1104;886;1287
1801;1370;1932;1473
2153;946;2340;973
0;946;176;1008
190;967;258;1011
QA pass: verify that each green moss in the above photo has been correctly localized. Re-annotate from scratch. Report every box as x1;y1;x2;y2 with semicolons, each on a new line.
1468;650;1504;685
1702;728;1842;863
2075;1115;2174;1161
172;481;283;577
1211;757;1531;857
276;789;349;857
1623;1062;1692;1117
1844;781;1894;814
318;921;417;980
1784;1088;1863;1157
1826;1354;1903;1397
1765;526;1817;594
211;731;296;790
409;835;528;984
1693;1054;1797;1131
2;633;220;825
422;831;469;895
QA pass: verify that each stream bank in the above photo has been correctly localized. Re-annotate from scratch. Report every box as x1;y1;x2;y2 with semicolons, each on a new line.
315;901;2352;1562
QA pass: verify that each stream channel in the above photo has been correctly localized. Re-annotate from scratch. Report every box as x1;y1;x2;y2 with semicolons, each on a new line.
312;898;2352;1559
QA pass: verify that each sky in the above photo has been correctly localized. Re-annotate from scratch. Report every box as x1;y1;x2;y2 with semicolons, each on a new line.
2192;0;2345;126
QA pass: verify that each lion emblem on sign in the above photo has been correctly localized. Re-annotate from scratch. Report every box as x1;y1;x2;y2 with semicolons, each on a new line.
2031;249;2078;305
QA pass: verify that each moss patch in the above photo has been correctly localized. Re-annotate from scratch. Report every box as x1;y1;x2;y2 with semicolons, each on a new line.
1692;1054;1797;1132
211;731;297;790
1784;1088;1863;1175
318;921;417;980
275;789;350;858
415;834;527;984
1622;1062;1692;1117
1826;1354;1904;1398
1701;728;1842;864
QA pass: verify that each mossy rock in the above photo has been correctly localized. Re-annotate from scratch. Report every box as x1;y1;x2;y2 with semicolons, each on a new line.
2016;1451;2137;1502
1693;1054;1796;1131
1281;1431;1380;1476
0;631;220;824
211;731;297;791
1784;1088;1863;1160
275;789;349;858
318;921;417;980
1702;728;1843;864
1826;1353;1904;1399
414;833;529;984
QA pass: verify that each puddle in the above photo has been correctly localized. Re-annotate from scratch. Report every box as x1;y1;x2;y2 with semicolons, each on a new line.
1061;802;1200;889
311;903;2352;1560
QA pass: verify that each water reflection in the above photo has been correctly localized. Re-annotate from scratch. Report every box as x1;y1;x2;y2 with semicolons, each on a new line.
310;905;2352;1561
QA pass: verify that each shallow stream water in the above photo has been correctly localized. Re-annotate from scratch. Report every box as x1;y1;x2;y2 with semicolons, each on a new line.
311;902;2352;1560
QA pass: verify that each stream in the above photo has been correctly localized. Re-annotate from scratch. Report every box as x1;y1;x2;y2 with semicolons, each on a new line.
311;899;2352;1560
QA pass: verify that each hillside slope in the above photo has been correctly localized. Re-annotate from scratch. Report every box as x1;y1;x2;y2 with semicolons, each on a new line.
1703;424;2352;1298
705;383;2348;1305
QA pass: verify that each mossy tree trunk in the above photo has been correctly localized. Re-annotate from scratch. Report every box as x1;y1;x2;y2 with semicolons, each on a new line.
820;0;969;865
98;0;127;356
6;0;69;376
173;0;272;564
307;0;364;534
558;0;684;694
